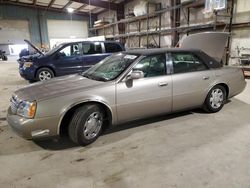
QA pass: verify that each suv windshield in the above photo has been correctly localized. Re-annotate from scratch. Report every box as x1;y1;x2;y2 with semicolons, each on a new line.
82;53;139;81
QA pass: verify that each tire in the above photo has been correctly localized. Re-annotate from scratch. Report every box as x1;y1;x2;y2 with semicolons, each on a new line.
68;105;104;146
36;68;54;81
203;85;227;113
3;55;7;61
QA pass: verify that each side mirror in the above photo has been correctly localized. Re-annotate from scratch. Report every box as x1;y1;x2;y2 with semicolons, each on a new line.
55;53;60;59
128;70;144;80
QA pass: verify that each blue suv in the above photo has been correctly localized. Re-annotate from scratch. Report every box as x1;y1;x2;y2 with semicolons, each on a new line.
19;40;125;81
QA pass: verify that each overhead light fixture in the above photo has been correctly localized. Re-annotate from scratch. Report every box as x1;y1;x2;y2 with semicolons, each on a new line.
67;8;74;13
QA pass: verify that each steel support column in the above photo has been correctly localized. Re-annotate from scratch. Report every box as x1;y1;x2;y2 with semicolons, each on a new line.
170;0;181;47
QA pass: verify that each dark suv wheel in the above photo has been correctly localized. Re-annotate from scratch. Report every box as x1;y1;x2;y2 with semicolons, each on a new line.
68;104;104;146
36;68;54;81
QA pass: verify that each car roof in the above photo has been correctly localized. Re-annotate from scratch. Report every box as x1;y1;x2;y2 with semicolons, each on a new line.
124;48;202;55
124;47;222;69
61;41;122;45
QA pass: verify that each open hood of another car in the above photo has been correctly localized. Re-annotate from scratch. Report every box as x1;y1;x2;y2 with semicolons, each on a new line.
180;32;229;62
24;39;44;56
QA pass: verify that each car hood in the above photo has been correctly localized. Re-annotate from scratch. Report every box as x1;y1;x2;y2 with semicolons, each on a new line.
24;39;44;56
14;74;105;101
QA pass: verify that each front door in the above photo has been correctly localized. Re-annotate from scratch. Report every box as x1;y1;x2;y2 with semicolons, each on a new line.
53;43;83;76
116;54;173;123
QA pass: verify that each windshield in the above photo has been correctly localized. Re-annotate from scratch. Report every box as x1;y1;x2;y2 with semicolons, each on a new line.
45;44;64;56
82;53;139;81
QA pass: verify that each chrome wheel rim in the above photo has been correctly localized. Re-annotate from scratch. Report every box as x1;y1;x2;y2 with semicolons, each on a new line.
83;112;103;140
209;88;224;109
39;71;52;81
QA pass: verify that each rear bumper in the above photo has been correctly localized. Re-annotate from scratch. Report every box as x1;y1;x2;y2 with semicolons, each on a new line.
7;107;60;139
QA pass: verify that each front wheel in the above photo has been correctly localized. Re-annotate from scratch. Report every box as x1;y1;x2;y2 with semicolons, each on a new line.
68;105;104;146
36;68;54;81
2;55;7;61
203;85;226;113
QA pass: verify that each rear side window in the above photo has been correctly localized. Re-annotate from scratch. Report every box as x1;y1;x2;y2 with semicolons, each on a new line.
83;43;102;55
104;43;123;53
171;53;208;74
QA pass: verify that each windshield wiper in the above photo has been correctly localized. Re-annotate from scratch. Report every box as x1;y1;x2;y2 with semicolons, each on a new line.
82;73;107;82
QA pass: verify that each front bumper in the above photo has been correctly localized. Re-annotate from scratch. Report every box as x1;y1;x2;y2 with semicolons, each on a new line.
7;107;60;139
19;66;36;81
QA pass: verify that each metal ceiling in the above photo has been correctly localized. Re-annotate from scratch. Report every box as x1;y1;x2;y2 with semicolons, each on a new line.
0;0;128;16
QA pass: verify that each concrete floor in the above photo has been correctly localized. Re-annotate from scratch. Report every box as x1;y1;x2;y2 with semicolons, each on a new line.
0;59;250;188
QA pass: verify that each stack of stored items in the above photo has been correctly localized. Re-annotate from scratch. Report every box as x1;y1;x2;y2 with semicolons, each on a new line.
93;18;110;28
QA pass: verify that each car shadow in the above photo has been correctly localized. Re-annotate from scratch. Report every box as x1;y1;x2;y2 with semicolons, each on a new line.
34;111;193;151
192;99;232;114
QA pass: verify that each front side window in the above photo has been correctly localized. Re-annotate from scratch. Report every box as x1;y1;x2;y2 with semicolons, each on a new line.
133;54;166;78
171;53;207;74
105;43;123;53
58;44;80;57
83;43;102;55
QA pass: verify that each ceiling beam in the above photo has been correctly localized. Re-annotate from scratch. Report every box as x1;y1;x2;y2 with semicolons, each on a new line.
91;7;102;13
71;0;119;11
48;0;55;8
62;1;73;10
0;0;94;17
75;4;87;12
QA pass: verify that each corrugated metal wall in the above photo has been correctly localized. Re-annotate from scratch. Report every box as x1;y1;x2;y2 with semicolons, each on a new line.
0;4;89;49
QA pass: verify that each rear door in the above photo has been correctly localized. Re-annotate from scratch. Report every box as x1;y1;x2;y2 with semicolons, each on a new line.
171;52;215;111
116;53;173;123
82;42;108;71
53;43;83;76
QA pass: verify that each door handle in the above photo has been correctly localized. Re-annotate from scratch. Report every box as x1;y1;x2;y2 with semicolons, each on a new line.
202;76;210;80
158;82;168;87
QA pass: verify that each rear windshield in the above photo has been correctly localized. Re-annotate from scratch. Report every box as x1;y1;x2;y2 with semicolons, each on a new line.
104;43;123;53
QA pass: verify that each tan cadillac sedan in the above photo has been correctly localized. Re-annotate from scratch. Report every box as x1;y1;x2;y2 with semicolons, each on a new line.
7;32;246;145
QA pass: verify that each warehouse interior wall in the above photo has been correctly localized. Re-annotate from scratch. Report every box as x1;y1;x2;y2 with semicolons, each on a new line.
96;0;250;65
0;4;89;51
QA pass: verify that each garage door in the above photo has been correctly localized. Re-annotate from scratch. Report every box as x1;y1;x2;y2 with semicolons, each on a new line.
47;19;88;39
0;19;30;44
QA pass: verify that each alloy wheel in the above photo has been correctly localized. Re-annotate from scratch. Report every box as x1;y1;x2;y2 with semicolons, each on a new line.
39;71;52;81
83;112;103;140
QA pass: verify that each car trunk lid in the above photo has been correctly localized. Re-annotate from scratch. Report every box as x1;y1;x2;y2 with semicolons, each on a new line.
180;32;229;62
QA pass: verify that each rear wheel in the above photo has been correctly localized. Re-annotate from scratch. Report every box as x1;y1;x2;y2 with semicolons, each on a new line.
68;105;104;146
204;85;226;113
36;68;54;81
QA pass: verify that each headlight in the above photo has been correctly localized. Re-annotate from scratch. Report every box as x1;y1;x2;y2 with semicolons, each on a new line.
23;62;33;69
17;101;37;118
